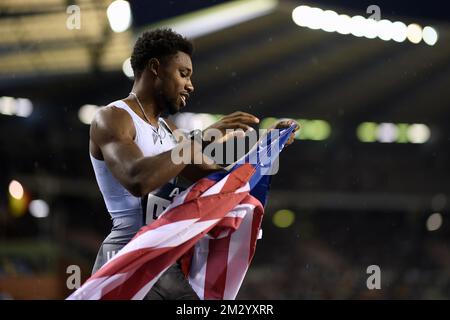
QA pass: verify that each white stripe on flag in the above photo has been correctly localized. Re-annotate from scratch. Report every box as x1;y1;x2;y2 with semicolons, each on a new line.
235;182;250;194
188;238;210;300
225;203;255;219
105;219;200;265
131;267;169;300
223;207;254;299
200;175;229;197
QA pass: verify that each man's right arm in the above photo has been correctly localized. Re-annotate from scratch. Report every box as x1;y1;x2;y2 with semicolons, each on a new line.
90;106;197;197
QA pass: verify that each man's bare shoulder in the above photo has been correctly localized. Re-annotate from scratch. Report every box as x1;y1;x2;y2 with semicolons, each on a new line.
91;105;135;142
93;105;132;126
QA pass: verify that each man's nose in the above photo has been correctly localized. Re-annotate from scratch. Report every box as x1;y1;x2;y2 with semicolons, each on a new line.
186;80;194;93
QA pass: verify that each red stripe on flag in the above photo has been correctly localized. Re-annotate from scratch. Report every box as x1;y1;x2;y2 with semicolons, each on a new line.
220;164;255;194
248;200;264;263
101;234;204;299
184;178;216;203
204;236;231;300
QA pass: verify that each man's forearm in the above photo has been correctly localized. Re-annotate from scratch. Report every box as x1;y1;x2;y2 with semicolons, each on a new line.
129;139;205;195
180;162;224;182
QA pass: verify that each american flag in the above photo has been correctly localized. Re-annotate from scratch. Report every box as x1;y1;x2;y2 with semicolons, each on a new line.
67;126;294;300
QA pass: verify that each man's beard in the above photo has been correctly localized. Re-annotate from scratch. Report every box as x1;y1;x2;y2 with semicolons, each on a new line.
167;101;179;115
160;95;179;116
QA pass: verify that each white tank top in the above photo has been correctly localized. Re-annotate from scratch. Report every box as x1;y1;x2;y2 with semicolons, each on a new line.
90;100;179;222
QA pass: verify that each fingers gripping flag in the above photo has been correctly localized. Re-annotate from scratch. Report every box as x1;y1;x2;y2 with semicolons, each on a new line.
67;125;295;300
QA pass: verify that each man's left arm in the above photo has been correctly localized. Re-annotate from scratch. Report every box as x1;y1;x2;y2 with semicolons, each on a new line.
164;118;224;182
164;118;300;183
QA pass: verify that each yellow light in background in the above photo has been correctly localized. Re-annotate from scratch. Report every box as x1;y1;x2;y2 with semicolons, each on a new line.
212;114;224;122
9;180;24;200
0;96;15;115
396;123;409;143
157;0;278;39
295;119;304;139
295;119;330;141
407;23;423;44
407;123;431;144
260;117;278;129
295;119;331;141
272;209;295;228
8;180;28;217
311;120;331;140
357;122;431;144
308;120;331;140
357;122;377;142
8;193;28;218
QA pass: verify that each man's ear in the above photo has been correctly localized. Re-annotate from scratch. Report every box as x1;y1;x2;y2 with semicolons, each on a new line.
148;58;160;77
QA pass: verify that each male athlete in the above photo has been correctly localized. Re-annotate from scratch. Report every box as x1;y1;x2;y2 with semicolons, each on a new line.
89;28;298;300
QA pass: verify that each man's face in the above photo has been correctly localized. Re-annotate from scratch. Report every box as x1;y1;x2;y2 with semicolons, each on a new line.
155;51;194;115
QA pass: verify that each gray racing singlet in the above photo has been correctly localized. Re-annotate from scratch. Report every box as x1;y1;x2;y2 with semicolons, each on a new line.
90;100;187;245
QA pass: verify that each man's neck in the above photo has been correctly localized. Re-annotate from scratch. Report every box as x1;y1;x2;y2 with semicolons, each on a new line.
130;82;162;123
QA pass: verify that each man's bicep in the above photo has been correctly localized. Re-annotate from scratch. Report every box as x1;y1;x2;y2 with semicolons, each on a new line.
91;106;143;180
101;139;144;172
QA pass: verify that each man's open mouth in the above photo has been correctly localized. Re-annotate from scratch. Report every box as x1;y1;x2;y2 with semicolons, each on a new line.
180;93;189;106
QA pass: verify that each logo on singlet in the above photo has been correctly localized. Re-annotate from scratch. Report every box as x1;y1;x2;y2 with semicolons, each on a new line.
152;132;159;144
145;185;185;224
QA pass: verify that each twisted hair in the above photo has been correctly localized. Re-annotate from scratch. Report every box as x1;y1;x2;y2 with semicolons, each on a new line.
130;28;193;77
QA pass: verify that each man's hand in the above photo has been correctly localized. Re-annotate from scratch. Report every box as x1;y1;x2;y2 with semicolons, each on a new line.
203;111;259;144
270;119;300;146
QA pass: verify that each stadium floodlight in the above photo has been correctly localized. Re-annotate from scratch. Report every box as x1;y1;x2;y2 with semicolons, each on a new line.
107;0;132;33
391;21;408;43
29;199;50;218
155;0;278;39
407;124;431;144
9;180;24;200
376;123;398;143
0;96;33;118
357;122;377;143
79;104;100;125
426;213;442;232
407;23;423;44
122;57;134;78
422;26;438;46
292;4;437;45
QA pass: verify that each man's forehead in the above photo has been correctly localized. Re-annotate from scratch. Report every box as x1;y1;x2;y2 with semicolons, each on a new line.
167;51;192;70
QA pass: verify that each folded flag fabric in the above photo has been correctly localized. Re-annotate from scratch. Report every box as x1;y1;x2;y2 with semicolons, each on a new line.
67;126;295;300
